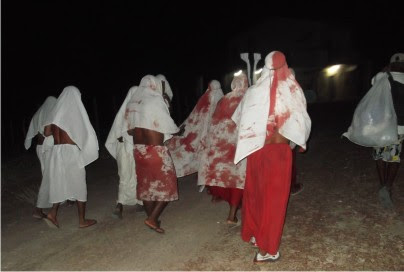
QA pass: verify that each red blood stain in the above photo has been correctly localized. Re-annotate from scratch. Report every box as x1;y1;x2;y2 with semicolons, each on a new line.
179;132;197;152
194;91;211;113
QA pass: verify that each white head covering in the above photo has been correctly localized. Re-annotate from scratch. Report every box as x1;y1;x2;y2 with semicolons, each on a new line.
105;86;138;159
45;86;99;167
24;96;57;149
126;75;179;142
232;51;311;163
156;74;173;101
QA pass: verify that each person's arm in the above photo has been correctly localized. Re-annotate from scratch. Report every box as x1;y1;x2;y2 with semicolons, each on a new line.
43;125;52;137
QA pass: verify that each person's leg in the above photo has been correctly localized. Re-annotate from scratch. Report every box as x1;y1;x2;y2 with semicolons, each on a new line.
112;202;123;219
290;148;303;195
227;204;238;224
145;201;168;233
46;203;60;227
143;201;156;217
77;201;97;228
376;159;387;187
386;162;400;190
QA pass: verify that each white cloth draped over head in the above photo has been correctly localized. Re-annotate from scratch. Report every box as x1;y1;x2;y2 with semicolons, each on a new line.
232;51;311;164
44;86;99;168
24;96;57;150
126;75;179;142
105;86;137;159
167;80;224;177
156;74;173;101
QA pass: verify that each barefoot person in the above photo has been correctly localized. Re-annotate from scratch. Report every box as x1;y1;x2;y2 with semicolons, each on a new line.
167;80;224;178
106;85;143;219
232;51;311;263
126;75;179;233
198;73;248;224
43;86;98;228
25;96;57;219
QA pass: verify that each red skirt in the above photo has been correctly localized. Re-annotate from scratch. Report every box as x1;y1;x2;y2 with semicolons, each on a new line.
207;186;243;206
241;143;292;255
134;144;178;201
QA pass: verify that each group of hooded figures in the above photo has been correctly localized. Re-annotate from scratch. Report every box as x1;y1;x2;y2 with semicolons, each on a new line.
25;51;312;263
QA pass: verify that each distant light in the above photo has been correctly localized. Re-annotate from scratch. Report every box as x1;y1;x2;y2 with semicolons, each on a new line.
234;70;242;76
325;65;341;76
254;68;263;75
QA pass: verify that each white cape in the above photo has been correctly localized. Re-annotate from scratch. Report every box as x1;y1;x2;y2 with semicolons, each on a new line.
45;86;99;167
24;96;57;149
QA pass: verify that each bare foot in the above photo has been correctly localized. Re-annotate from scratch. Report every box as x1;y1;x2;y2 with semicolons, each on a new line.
144;219;165;234
211;196;223;203
226;216;238;225
44;214;59;228
79;219;97;228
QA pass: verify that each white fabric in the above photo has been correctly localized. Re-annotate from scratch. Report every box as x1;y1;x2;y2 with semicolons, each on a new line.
126;75;179;142
45;145;87;203
232;51;311;164
105;86;137;159
390;53;404;63
35;144;53;208
45;86;99;168
116;141;142;205
156;74;173;101
25;96;57;150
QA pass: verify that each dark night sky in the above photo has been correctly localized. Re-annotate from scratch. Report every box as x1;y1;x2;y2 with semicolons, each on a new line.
2;0;404;156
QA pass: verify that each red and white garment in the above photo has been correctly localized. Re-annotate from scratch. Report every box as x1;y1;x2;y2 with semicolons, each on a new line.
125;75;179;202
43;86;99;203
198;74;248;189
134;144;178;201
167;80;224;177
105;86;142;206
232;51;311;163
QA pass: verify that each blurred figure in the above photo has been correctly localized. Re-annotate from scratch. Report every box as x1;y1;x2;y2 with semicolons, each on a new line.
372;54;404;209
167;80;224;178
24;96;57;219
232;51;311;263
43;86;98;228
126;75;179;233
106;85;143;219
198;73;248;224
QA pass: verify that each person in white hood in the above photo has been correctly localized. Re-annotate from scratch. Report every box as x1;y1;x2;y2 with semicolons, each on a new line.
232;51;311;263
25;96;57;219
43;86;98;228
126;75;179;234
105;85;143;219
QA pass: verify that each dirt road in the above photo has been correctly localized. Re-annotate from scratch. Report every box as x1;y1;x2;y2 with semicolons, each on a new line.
2;102;403;270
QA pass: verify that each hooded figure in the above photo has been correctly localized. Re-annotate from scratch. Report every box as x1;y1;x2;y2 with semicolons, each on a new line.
42;86;98;228
167;80;224;177
25;96;57;218
232;51;311;263
106;86;142;218
197;73;249;224
125;75;179;233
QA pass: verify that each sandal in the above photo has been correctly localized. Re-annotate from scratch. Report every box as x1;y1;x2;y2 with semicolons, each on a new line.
253;251;280;263
144;219;165;234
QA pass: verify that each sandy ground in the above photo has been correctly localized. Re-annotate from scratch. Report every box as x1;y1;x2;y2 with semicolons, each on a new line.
1;102;404;271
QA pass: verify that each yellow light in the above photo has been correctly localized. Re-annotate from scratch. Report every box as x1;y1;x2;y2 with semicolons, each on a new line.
234;70;242;76
325;65;341;76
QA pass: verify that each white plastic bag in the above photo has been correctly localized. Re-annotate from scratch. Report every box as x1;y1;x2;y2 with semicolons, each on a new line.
343;72;398;147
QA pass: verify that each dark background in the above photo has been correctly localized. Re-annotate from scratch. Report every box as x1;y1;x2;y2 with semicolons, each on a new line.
2;0;404;160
